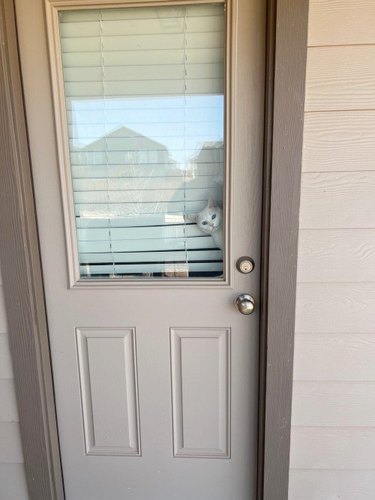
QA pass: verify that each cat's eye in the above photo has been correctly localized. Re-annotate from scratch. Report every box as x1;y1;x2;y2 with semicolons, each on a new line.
202;221;208;226
212;214;217;220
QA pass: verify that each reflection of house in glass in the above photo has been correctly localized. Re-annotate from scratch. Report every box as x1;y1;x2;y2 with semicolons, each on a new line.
72;125;178;169
185;140;224;206
72;127;224;278
190;140;224;168
72;126;187;219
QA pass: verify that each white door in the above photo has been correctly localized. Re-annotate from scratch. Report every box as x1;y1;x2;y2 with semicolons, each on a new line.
16;0;265;498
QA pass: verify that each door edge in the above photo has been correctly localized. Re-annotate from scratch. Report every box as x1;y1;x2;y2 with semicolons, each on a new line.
0;0;64;498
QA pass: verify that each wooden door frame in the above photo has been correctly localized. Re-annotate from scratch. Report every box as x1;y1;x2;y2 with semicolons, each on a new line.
0;0;308;498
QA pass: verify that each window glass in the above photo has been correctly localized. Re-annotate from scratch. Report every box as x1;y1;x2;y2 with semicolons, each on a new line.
59;4;225;278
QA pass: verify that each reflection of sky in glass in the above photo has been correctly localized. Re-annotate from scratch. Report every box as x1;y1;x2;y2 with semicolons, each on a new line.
70;95;224;166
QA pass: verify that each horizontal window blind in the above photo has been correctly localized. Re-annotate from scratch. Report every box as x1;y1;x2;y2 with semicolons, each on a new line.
59;3;225;278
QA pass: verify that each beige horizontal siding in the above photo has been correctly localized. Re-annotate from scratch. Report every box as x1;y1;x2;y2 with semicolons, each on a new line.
291;381;375;426
0;333;13;379
308;0;375;47
0;379;19;422
0;286;7;333
290;427;375;470
0;423;24;464
306;46;375;111
293;334;375;382
0;273;28;498
303;110;375;172
295;283;375;333
300;172;375;228
289;470;375;500
290;1;375;499
297;229;375;282
0;464;29;500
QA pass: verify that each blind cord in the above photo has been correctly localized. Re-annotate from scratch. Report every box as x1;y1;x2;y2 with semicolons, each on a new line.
183;6;189;276
100;11;116;277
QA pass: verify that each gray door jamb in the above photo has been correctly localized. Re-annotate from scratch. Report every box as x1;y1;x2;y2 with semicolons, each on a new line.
0;0;64;498
257;0;309;498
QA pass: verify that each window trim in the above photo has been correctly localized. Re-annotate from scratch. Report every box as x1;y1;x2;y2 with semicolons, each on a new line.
45;0;232;288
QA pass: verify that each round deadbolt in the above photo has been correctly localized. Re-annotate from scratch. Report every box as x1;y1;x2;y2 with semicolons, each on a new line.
235;294;256;315
236;257;255;274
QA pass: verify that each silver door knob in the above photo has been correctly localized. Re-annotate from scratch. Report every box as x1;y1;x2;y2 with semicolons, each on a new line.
235;294;255;315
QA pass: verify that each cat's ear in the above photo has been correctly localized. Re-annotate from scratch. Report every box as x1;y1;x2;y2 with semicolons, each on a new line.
208;198;217;209
185;213;198;223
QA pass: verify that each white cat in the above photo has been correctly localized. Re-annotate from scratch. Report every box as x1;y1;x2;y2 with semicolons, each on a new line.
187;200;223;250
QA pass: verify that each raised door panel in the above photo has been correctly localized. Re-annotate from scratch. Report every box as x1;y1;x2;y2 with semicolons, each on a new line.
76;328;140;455
170;327;230;457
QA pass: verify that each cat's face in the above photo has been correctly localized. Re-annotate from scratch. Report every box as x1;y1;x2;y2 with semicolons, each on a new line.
196;205;222;234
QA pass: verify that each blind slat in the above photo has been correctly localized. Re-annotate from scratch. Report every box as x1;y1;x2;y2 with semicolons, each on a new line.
70;137;221;150
79;249;222;264
76;215;187;229
67;110;222;126
72;175;219;191
63;63;223;83
73;187;219;204
64;79;224;97
72;164;222;178
78;224;204;241
62;48;224;68
60;16;223;38
65;95;223;110
78;234;217;253
75;200;209;217
80;261;222;276
70;148;224;165
61;32;224;53
68;123;223;140
60;4;224;23
74;186;218;205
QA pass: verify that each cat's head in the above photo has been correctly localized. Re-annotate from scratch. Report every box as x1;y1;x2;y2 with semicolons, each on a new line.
187;199;222;234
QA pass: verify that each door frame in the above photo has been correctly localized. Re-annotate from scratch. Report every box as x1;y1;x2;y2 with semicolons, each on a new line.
0;0;308;498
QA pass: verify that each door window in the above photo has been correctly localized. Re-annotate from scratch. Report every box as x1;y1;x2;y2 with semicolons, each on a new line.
58;4;226;279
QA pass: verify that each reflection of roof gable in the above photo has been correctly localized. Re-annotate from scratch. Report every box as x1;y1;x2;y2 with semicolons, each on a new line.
191;140;224;162
80;126;168;152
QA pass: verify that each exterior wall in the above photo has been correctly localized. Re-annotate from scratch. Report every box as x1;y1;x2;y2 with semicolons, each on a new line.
289;1;375;499
0;267;29;500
